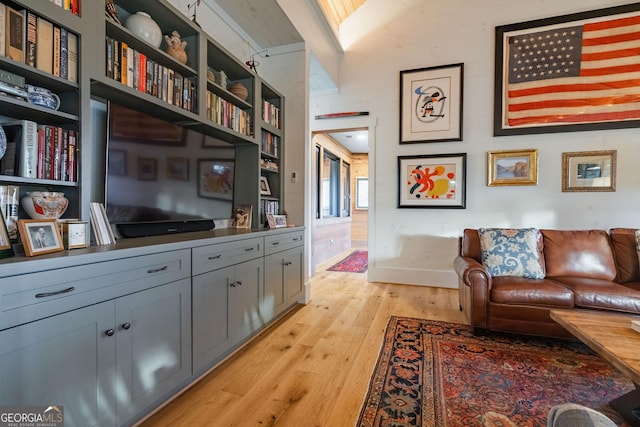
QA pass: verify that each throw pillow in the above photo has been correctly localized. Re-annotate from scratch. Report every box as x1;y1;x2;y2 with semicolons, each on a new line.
636;230;640;251
478;228;545;279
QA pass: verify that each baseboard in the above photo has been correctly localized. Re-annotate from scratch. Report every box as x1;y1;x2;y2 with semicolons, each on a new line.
369;266;458;288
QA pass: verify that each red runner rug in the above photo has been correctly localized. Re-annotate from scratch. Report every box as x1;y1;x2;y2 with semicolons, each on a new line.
357;316;633;426
327;250;368;273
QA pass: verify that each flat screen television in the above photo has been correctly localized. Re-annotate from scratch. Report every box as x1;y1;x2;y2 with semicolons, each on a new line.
105;101;235;237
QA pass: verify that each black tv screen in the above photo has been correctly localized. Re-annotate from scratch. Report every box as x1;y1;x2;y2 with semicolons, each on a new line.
105;102;235;235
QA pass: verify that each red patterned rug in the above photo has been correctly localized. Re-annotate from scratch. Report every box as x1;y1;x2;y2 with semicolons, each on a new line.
327;250;368;273
357;317;633;427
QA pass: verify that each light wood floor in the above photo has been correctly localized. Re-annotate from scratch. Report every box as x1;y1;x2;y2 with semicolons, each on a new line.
138;252;467;426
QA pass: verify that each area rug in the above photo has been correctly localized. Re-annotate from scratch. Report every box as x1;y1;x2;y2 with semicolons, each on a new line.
357;316;633;427
327;250;368;273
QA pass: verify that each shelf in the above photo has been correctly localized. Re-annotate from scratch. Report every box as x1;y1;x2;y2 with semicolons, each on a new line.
207;80;253;110
0;175;78;187
0;95;78;125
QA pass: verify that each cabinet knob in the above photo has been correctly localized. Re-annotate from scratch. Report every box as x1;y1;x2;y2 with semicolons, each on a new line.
105;329;115;337
236;281;243;286
230;282;236;288
284;261;292;266
121;322;131;330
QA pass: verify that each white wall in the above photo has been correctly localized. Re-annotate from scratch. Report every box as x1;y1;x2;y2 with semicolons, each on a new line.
307;0;640;288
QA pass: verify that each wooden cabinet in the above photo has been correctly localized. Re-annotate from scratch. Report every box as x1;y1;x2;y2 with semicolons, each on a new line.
262;230;304;323
0;278;191;427
192;237;264;374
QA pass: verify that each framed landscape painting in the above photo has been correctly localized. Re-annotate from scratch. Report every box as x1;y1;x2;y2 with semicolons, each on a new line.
400;63;463;143
397;153;466;209
487;149;538;186
494;3;640;136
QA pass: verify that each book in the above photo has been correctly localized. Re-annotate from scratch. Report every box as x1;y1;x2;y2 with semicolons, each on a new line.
59;27;68;80
138;52;146;93
36;17;53;74
66;129;76;182
67;31;77;83
52;25;60;76
25;11;37;67
0;184;19;240
71;0;80;16
126;45;133;87
2;120;38;178
120;41;128;85
105;37;113;79
0;4;5;57
36;126;45;178
5;7;24;63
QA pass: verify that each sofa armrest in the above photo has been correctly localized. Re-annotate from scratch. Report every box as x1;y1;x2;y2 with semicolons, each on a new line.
453;255;492;329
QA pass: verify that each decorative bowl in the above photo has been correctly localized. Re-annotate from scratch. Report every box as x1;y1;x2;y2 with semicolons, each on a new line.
230;82;248;101
124;11;162;48
21;192;69;219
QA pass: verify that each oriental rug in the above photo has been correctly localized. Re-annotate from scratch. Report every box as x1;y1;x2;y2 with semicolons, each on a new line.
357;316;633;427
327;250;368;273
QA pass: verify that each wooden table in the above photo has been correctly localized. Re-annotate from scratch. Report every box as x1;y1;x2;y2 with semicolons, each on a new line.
550;309;640;426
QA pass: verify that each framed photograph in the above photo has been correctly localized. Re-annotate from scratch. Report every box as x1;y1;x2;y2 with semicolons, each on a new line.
400;63;463;143
0;213;13;259
397;153;466;209
260;176;272;196
198;159;234;200
494;3;640;136
61;221;90;249
137;157;158;181
108;149;127;176
562;150;616;192
17;219;64;257
266;213;287;228
487;149;538;186
232;204;252;229
355;176;368;209
166;156;189;181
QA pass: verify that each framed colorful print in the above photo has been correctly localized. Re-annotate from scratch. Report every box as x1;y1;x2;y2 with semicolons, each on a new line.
166;156;189;181
355;176;369;209
198;159;234;200
487;149;538;186
397;153;466;209
17;219;64;257
0;213;13;259
562;150;616;192
266;213;287;228
400;63;463;143
494;3;640;136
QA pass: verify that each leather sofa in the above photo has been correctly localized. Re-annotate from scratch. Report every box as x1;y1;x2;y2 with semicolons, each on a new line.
453;228;640;338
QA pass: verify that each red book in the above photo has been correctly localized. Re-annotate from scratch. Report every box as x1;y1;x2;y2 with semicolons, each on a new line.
67;130;77;182
36;126;45;179
71;0;79;16
138;52;146;93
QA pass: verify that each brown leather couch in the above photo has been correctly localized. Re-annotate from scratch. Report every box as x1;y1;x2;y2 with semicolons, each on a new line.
454;228;640;338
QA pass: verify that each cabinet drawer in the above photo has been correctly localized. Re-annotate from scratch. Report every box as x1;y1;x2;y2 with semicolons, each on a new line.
0;249;191;330
265;231;304;255
193;237;263;276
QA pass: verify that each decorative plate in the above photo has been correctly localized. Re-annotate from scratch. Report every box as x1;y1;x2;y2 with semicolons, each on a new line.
0;125;6;160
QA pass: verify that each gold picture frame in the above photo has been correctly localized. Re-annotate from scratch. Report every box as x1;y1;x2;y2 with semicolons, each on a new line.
17;219;65;257
487;149;538;186
562;150;616;192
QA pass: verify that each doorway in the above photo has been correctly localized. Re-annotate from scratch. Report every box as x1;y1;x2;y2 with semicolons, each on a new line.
310;127;369;274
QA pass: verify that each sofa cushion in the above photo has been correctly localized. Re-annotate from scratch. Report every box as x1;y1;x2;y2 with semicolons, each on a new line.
609;228;640;283
542;230;617;281
479;228;545;279
491;276;574;307
551;276;640;314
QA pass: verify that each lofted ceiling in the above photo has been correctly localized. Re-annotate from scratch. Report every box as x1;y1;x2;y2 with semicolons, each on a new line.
316;0;367;29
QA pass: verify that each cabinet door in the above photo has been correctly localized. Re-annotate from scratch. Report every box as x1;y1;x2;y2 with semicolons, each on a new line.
284;246;304;303
263;252;287;323
115;278;192;426
231;257;264;344
192;266;234;373
0;301;116;427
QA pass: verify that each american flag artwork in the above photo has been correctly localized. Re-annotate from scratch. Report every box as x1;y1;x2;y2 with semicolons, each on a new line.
501;9;640;129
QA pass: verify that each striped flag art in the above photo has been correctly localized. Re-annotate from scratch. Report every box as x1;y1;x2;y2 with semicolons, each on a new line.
503;11;640;128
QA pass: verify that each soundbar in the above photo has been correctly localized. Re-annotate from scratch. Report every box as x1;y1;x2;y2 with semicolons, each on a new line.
116;219;215;238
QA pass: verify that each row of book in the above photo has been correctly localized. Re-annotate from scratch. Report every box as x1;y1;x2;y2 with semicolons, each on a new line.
0;120;77;182
0;4;78;82
90;202;115;245
260;199;280;222
206;90;253;137
48;0;80;16
106;36;197;113
262;99;281;129
261;130;280;158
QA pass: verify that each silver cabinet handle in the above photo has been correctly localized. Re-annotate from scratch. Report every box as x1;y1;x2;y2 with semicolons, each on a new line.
147;265;168;274
208;254;222;260
244;247;255;252
35;287;75;298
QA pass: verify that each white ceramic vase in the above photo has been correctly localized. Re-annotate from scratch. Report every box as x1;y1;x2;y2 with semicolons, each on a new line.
125;11;162;48
21;192;69;219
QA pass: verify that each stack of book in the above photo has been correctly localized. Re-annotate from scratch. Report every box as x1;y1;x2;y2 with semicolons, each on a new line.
105;36;197;113
90;202;116;245
260;130;280;157
0;120;77;182
262;100;281;129
0;4;78;83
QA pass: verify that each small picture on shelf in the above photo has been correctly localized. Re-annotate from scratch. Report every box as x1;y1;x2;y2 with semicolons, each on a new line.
266;214;287;229
260;176;271;196
232;204;252;229
17;219;64;257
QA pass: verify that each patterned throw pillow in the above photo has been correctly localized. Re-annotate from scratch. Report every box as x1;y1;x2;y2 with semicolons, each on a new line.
478;228;545;279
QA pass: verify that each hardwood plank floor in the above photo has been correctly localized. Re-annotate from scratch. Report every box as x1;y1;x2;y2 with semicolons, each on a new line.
138;253;467;426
